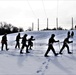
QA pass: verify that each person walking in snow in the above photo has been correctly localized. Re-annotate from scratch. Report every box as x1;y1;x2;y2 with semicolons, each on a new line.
15;33;21;49
71;31;74;38
44;34;59;57
59;35;73;54
67;31;70;38
20;34;29;54
1;33;9;51
28;36;35;50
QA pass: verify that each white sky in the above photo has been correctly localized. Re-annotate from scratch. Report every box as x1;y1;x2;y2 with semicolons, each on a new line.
0;0;76;30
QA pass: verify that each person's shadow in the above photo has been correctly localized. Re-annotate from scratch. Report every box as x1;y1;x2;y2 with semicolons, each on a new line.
46;56;73;75
17;53;28;67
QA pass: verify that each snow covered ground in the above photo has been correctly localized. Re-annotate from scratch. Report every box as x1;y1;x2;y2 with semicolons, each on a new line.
0;30;76;75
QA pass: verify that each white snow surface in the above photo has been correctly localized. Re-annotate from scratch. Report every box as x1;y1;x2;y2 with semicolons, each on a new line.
0;30;76;75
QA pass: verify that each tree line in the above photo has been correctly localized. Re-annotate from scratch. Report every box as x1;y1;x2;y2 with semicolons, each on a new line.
0;22;24;35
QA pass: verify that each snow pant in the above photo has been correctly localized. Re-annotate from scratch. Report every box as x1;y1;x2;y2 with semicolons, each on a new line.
1;42;8;50
20;44;29;53
44;45;57;56
59;43;70;53
15;41;20;49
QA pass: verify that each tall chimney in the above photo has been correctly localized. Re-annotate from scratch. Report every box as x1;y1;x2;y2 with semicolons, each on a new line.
56;17;58;29
72;17;73;30
47;18;48;29
38;18;39;31
32;22;34;31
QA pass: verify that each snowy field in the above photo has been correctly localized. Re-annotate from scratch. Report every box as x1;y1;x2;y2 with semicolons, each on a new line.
0;30;76;75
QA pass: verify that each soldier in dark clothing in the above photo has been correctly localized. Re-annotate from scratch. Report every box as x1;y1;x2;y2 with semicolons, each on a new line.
15;33;21;49
20;34;29;54
28;36;35;50
59;35;73;54
1;33;9;51
44;34;59;57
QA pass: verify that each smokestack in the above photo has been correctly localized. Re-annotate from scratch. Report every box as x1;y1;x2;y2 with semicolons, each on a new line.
38;18;39;31
72;17;73;30
47;18;48;29
56;17;58;29
32;22;34;31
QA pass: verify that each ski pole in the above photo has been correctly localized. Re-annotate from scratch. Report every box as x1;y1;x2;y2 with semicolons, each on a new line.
71;31;74;53
71;38;73;54
58;41;60;50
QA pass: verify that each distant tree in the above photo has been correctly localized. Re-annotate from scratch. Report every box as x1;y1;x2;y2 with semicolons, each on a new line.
0;22;24;35
19;27;24;32
12;27;18;33
57;27;63;30
27;27;32;31
52;28;56;30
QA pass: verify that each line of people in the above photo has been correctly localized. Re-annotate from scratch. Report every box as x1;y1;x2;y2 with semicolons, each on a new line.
1;33;35;54
20;34;35;54
0;31;74;57
44;31;74;57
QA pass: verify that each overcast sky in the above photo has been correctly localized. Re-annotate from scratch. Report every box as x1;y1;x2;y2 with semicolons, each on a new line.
0;0;76;30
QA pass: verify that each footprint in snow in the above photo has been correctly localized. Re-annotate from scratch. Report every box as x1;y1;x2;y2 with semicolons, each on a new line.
45;65;48;69
37;70;42;73
42;62;46;64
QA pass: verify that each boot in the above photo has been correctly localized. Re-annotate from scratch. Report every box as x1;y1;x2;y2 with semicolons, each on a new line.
68;52;72;54
44;54;49;57
20;50;23;54
6;48;9;51
26;51;30;53
55;53;59;56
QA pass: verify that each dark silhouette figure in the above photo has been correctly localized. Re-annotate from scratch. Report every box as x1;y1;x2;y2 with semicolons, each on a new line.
67;31;70;38
71;31;74;38
59;35;73;54
1;33;9;51
28;36;35;50
15;33;21;49
20;34;29;54
44;34;59;57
